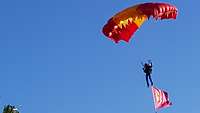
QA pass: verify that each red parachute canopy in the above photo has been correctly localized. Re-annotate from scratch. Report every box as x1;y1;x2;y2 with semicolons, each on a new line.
102;2;178;43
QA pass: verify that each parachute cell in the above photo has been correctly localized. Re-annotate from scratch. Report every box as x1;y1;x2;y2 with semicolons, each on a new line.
102;2;178;43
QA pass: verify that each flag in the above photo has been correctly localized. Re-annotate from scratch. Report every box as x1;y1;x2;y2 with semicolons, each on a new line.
151;86;172;110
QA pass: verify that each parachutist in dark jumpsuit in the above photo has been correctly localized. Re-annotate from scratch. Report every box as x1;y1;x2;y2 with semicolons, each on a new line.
142;62;153;87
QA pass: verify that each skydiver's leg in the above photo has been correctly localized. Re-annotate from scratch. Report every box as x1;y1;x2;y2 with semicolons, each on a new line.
145;75;149;87
149;75;153;86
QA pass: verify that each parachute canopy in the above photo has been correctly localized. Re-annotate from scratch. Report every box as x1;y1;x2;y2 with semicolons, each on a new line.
102;2;178;43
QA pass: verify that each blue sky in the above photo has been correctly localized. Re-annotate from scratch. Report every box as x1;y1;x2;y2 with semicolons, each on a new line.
0;0;199;113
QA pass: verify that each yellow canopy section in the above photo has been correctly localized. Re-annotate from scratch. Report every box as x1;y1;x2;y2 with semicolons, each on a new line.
112;5;148;28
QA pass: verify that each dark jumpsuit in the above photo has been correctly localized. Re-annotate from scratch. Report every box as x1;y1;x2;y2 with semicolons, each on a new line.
143;63;153;87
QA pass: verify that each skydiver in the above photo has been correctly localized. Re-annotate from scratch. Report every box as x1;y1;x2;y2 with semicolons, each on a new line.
142;60;153;87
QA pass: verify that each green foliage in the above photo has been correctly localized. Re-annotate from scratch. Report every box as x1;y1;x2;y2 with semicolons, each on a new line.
3;105;19;113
